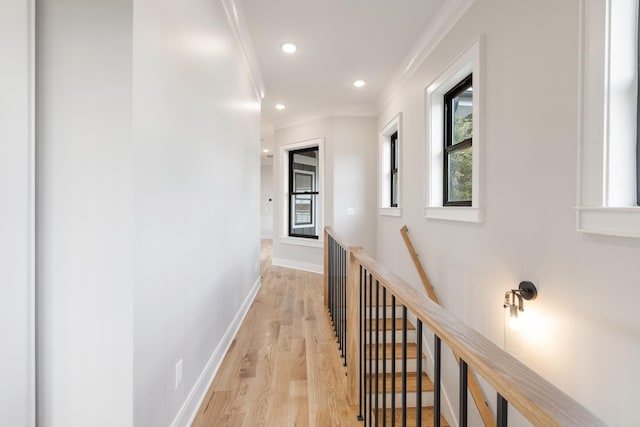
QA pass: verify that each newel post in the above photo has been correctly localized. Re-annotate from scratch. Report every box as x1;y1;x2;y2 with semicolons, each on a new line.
346;246;363;406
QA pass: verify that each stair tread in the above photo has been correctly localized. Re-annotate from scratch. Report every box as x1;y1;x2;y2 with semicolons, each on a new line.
366;318;416;331
367;371;434;393
375;407;449;427
366;343;422;359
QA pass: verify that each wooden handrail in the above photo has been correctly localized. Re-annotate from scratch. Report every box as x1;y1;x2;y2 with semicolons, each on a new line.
351;249;606;426
401;225;495;426
325;226;352;250
400;225;438;302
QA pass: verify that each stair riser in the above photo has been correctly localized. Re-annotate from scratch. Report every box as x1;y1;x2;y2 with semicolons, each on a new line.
364;357;426;373
365;330;416;343
365;392;434;408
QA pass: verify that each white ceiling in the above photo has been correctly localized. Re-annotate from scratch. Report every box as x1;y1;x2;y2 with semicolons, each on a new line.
240;0;446;154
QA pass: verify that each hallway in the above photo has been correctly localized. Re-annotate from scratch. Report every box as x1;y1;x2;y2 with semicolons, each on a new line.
191;240;359;426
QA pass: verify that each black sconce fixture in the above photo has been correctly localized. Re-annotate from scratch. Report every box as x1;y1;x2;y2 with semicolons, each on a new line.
503;281;537;322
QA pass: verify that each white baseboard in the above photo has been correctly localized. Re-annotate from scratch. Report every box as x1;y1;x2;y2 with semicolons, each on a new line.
260;233;273;240
171;276;262;427
272;257;323;274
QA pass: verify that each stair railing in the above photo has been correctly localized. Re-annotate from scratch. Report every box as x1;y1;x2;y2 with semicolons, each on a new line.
324;227;361;368
324;226;606;427
401;225;494;426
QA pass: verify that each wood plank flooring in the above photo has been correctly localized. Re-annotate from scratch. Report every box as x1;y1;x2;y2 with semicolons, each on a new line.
191;240;360;427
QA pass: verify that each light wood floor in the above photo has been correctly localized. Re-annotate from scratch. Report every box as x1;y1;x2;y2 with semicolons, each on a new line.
191;240;360;427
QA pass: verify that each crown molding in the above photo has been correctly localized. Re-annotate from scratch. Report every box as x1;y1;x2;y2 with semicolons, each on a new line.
220;0;265;101
376;0;476;112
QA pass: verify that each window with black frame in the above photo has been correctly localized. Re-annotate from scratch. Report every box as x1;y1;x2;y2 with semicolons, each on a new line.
289;146;319;238
443;74;473;206
390;131;399;207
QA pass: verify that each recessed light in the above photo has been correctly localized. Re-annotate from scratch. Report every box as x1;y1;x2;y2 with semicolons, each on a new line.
275;104;285;110
281;42;297;54
263;149;269;153
353;80;366;88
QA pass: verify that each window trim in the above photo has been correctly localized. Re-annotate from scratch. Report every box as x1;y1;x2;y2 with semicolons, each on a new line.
279;138;324;245
443;73;473;207
379;113;402;216
425;37;483;223
576;0;640;238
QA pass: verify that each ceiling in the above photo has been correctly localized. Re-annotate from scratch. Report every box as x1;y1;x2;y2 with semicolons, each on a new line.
240;0;446;157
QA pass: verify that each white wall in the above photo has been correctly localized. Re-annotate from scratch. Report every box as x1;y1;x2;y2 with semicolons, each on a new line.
0;1;34;425
330;117;378;252
37;1;261;426
376;0;640;425
272;116;377;271
37;1;135;425
132;1;260;425
261;164;274;238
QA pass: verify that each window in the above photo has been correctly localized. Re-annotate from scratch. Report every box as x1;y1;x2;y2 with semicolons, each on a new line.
380;113;402;216
288;146;319;239
390;131;399;207
577;0;640;237
443;74;473;206
426;37;482;223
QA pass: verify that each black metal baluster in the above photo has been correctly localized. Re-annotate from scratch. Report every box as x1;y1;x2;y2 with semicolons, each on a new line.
497;393;508;427
336;240;339;337
358;265;364;421
416;320;422;427
328;238;332;321
330;238;334;326
340;246;344;354
337;242;341;347
368;273;373;427
434;336;441;427
391;296;396;427
343;246;347;365
340;247;343;359
338;245;343;351
375;280;380;426
402;306;407;427
459;359;468;427
363;269;368;425
382;287;387;427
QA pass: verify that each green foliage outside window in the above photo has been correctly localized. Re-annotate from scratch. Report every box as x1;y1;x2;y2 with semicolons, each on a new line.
449;113;472;201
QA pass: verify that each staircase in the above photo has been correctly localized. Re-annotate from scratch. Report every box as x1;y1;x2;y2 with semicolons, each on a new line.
364;298;449;426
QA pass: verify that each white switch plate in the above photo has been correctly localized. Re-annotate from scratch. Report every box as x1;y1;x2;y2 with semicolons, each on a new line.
175;358;183;389
347;208;355;215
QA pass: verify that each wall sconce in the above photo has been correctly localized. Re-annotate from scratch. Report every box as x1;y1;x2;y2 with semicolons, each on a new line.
504;281;537;329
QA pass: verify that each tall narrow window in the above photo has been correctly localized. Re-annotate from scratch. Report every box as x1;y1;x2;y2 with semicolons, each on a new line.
443;74;473;206
379;114;402;215
288;146;319;238
390;131;399;207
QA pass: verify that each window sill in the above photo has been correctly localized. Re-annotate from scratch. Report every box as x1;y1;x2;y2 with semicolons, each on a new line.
575;207;640;238
379;207;402;217
425;206;483;223
280;236;324;248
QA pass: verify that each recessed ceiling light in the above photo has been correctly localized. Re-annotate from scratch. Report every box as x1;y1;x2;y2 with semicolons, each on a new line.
262;149;269;153
281;42;297;54
275;104;285;110
353;80;366;88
